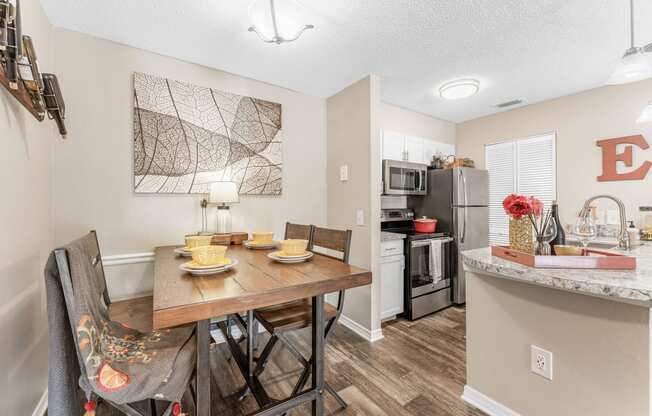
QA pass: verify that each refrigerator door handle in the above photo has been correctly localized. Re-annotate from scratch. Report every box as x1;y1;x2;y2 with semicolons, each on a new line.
459;169;468;244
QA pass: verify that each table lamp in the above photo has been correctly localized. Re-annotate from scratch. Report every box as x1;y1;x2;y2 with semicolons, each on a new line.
209;181;240;234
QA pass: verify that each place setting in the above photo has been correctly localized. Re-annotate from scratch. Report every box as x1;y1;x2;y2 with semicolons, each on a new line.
243;232;280;250
179;243;238;276
268;238;314;264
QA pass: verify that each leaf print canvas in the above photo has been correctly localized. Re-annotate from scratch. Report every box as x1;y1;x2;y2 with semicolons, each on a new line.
133;72;283;195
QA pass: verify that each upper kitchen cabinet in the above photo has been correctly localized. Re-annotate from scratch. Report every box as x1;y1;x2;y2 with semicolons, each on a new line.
405;135;426;164
382;130;407;161
423;140;456;165
382;129;455;165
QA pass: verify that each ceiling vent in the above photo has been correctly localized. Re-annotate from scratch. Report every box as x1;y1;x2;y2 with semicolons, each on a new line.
495;99;526;109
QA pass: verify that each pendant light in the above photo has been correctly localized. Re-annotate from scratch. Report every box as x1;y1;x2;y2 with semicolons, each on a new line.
607;0;652;85
637;101;652;123
248;0;314;45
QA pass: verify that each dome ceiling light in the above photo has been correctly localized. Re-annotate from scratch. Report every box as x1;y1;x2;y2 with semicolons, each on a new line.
606;0;652;85
438;79;480;100
248;0;314;45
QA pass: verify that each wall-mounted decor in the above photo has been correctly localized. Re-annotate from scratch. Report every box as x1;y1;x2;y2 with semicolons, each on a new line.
0;0;67;137
133;72;283;195
597;135;651;182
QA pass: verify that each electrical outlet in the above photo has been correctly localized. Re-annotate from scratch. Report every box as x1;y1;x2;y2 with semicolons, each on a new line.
607;209;619;225
531;345;553;380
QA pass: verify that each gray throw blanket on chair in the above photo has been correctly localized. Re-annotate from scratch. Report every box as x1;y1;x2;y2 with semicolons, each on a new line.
45;234;195;415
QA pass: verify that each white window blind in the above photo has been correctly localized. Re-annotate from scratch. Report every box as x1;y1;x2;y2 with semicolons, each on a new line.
485;134;557;245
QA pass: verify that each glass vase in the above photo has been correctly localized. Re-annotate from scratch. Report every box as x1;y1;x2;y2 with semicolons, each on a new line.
534;236;551;256
509;217;533;253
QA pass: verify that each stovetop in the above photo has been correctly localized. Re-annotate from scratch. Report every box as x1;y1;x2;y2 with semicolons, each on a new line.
382;227;449;241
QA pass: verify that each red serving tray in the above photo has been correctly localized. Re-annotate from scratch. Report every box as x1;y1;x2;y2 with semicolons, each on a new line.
491;246;636;270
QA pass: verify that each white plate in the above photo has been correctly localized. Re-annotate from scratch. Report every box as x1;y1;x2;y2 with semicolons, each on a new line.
179;259;239;276
268;251;314;263
174;247;193;257
269;250;313;259
244;240;279;250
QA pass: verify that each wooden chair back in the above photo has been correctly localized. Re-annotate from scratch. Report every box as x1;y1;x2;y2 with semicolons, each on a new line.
310;226;352;264
284;222;313;241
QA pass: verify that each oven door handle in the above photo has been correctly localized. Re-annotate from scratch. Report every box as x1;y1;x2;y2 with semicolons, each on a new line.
411;237;453;248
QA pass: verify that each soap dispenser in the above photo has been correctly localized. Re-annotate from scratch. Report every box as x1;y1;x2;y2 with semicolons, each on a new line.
627;221;641;247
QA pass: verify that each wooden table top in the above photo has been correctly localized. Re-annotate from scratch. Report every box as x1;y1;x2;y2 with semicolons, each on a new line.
152;245;372;329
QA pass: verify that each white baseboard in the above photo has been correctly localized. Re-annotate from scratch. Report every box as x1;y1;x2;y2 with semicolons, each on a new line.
338;314;384;343
32;388;47;416
462;386;521;416
102;252;155;267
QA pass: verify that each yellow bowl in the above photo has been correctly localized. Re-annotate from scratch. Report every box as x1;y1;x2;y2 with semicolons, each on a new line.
185;235;213;249
191;245;228;266
280;239;309;256
554;245;583;256
252;232;275;244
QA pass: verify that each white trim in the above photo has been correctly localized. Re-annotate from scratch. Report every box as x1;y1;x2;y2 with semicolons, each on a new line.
462;386;521;416
32;388;47;416
338;314;384;343
102;252;155;267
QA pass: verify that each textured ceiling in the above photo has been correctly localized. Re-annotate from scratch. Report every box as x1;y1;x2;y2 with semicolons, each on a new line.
39;0;652;122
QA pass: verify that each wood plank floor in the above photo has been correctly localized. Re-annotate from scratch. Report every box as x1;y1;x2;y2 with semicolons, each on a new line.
96;306;484;415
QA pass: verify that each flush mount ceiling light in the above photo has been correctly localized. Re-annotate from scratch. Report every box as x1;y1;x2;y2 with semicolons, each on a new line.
439;79;480;100
606;0;652;85
637;101;652;123
248;0;314;45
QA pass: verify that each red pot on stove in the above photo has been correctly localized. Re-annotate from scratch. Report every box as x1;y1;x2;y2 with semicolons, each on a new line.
414;217;438;233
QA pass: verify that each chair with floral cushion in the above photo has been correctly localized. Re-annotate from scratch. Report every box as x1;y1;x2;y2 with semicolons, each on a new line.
46;232;196;416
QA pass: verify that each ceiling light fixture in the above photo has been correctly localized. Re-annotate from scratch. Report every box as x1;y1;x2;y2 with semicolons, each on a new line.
637;101;652;123
248;0;314;45
439;79;480;100
606;0;652;85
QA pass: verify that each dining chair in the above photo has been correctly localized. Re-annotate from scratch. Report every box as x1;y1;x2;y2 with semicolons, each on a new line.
253;226;352;410
284;221;314;241
50;232;196;416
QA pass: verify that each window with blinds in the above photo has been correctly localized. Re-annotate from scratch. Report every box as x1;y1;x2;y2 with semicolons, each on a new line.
485;134;557;245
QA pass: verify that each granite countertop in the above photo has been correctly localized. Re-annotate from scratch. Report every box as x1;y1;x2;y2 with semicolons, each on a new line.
381;231;407;242
462;244;652;306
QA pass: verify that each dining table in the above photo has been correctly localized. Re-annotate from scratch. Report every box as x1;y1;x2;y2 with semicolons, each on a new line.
151;244;372;416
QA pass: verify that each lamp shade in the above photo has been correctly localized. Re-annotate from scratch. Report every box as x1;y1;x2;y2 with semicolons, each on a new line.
209;182;239;204
637;101;652;123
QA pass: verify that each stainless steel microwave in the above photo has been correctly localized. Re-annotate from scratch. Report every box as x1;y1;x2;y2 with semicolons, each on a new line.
382;160;427;195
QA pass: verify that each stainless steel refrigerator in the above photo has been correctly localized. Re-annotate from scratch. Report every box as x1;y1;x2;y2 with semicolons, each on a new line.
409;168;489;304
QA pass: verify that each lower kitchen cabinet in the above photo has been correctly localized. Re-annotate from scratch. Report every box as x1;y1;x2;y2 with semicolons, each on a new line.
380;252;405;320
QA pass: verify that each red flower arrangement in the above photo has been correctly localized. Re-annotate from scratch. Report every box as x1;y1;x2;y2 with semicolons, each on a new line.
502;194;543;220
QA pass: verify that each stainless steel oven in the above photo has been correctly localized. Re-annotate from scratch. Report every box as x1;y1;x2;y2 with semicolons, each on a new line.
405;235;454;320
383;160;427;195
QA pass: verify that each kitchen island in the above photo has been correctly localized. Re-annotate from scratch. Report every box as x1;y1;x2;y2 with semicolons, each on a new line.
461;245;652;416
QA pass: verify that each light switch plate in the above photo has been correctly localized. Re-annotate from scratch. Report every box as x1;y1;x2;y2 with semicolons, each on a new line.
356;209;364;226
340;165;349;182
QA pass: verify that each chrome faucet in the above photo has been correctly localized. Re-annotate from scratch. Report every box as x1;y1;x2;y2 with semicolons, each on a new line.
580;195;630;250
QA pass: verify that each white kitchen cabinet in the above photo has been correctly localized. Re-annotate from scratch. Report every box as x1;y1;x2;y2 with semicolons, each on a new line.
405;135;426;164
382;130;406;161
380;241;405;320
382;130;454;165
423;140;456;165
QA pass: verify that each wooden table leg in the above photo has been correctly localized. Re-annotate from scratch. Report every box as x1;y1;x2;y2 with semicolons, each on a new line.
311;295;325;416
197;319;211;416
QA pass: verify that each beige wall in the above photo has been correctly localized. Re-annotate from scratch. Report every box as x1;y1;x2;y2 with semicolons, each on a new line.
457;79;652;226
381;102;456;144
52;29;328;298
327;75;381;332
0;0;55;413
466;271;650;415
